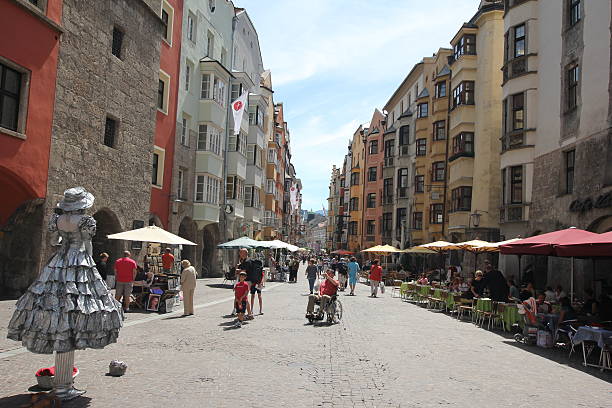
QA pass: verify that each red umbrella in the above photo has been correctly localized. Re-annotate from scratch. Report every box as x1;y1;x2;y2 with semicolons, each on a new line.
555;231;612;257
331;249;354;255
499;227;598;255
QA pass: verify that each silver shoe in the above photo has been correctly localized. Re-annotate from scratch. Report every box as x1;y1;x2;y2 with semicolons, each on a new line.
55;386;86;401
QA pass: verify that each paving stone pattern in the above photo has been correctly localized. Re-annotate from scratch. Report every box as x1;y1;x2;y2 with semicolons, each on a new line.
0;263;610;407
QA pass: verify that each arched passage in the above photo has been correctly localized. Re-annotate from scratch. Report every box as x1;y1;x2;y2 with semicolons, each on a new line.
202;223;220;277
178;216;197;265
92;208;123;263
587;215;612;233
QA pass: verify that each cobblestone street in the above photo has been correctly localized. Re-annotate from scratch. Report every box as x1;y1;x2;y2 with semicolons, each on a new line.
0;264;610;407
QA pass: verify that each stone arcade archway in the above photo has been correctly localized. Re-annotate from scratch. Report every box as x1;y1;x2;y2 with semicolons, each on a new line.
202;223;220;277
178;216;198;267
92;208;123;264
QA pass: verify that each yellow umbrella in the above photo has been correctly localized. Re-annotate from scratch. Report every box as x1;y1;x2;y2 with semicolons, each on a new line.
418;241;461;252
454;239;494;253
402;246;437;254
361;244;402;253
469;238;522;252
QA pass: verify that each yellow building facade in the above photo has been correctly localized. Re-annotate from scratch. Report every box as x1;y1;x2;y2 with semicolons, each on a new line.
348;126;366;253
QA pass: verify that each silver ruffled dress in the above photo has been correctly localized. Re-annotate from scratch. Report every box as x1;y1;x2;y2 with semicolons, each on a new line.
7;214;123;354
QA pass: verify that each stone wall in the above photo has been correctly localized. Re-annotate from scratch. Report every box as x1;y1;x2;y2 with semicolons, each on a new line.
43;0;163;263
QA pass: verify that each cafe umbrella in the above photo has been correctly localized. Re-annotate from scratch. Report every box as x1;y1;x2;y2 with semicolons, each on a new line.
106;225;197;246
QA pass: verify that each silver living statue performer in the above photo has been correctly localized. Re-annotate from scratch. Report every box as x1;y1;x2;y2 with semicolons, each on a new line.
7;187;124;401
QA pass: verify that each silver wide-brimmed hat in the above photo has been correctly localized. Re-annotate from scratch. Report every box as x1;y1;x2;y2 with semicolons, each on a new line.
57;187;95;211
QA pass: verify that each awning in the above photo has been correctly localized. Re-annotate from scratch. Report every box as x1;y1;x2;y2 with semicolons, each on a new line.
555;231;612;257
106;225;197;246
499;227;598;256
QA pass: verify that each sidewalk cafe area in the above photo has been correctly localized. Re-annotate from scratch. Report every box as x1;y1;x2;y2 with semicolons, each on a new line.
364;228;612;374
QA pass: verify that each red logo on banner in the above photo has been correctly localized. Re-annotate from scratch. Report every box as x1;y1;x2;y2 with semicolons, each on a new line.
233;101;243;111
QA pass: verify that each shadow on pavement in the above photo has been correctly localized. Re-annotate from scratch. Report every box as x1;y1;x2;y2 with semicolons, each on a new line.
206;284;234;289
0;393;92;407
502;340;612;383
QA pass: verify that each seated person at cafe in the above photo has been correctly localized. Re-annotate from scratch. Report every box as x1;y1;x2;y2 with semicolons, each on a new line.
555;285;567;302
536;292;552;314
558;296;577;323
520;282;536;300
306;269;339;319
457;277;469;293
416;273;429;285
482;260;508;302
469;271;486;299
544;286;556;302
581;288;598;316
450;277;460;292
508;279;520;300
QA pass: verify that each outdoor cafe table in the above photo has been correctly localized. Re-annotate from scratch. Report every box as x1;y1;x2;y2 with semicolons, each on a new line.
476;298;492;313
500;303;521;331
441;289;461;310
571;326;612;371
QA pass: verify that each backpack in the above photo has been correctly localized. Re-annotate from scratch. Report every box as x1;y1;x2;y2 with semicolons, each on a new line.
251;259;264;283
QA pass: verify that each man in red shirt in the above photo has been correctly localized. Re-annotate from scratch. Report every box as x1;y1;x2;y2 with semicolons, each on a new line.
369;259;383;298
114;251;138;312
306;269;339;319
161;248;175;273
234;271;249;328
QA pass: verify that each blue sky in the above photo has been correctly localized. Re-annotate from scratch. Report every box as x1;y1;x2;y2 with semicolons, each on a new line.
234;0;479;212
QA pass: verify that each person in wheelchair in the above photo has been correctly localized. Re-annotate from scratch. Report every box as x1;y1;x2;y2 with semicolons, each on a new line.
306;268;339;319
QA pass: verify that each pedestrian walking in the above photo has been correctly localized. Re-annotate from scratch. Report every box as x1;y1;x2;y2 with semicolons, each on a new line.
369;259;383;298
234;271;249;327
180;259;197;316
162;248;175;273
347;256;360;296
96;252;114;289
305;259;318;294
114;250;138;312
289;257;300;282
337;259;348;291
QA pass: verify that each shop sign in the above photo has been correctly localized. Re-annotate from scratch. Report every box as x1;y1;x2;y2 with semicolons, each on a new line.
569;192;612;213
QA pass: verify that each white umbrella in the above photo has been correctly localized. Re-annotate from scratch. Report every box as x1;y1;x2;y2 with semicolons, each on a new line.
269;240;300;252
217;236;260;249
106;225;197;246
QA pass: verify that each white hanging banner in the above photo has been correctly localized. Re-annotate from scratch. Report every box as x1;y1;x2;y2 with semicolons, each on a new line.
231;90;249;135
290;183;299;211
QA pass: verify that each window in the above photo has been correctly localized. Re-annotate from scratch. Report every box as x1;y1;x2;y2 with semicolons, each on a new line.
367;167;377;182
414;175;424;193
384;140;394;158
396;208;407;229
511;93;524;130
417;103;428;118
510;166;523;203
152;153;160;185
200;73;210;99
567;64;579;110
382;213;393;234
416;139;427;156
399;126;410;146
502;168;507;204
197;124;207;150
267;148;276;164
184;62;191;91
350;172;359;186
0;63;23;132
247;144;256;165
195;174;220;204
453;34;476;59
412;212;423;230
366;220;376;235
180;117;189;146
195;174;205;202
433;121;446;140
452;132;474;156
432;161;445;182
229;133;247;156
111;27;123;59
198;125;221;155
513;24;525;58
452;81;474;108
383;178;393;200
451;187;472;212
213;77;226;106
103;116;117;147
220;48;227;66
187;12;196;43
430;204;444;224
177;169;185;200
397;168;408;197
226;176;235;199
157;71;169;113
568;0;581;27
266;179;275;194
349;197;359;212
348;221;358;236
231;83;242;103
367;193;376;208
435;81;446;98
206;31;214;57
565;150;575;194
161;1;174;45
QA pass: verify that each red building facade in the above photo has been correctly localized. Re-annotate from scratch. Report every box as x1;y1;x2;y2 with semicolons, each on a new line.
361;109;385;249
150;0;183;228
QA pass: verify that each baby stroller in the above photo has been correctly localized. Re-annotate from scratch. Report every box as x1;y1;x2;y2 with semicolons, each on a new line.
307;295;343;324
514;297;546;345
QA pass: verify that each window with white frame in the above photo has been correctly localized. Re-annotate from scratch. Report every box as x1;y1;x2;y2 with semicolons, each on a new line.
197;124;221;155
231;83;242;102
161;1;174;45
157;70;170;114
195;174;220;204
195;174;205;202
187;12;196;43
152;146;165;187
213;77;226;106
247;144;256;165
200;73;210;99
267;148;275;163
180;116;189;146
245;185;252;207
206;31;214;57
266;179;275;194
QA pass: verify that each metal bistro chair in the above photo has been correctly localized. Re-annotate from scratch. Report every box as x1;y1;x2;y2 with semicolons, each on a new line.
457;299;474;321
439;290;449;312
391;279;403;298
480;301;499;330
